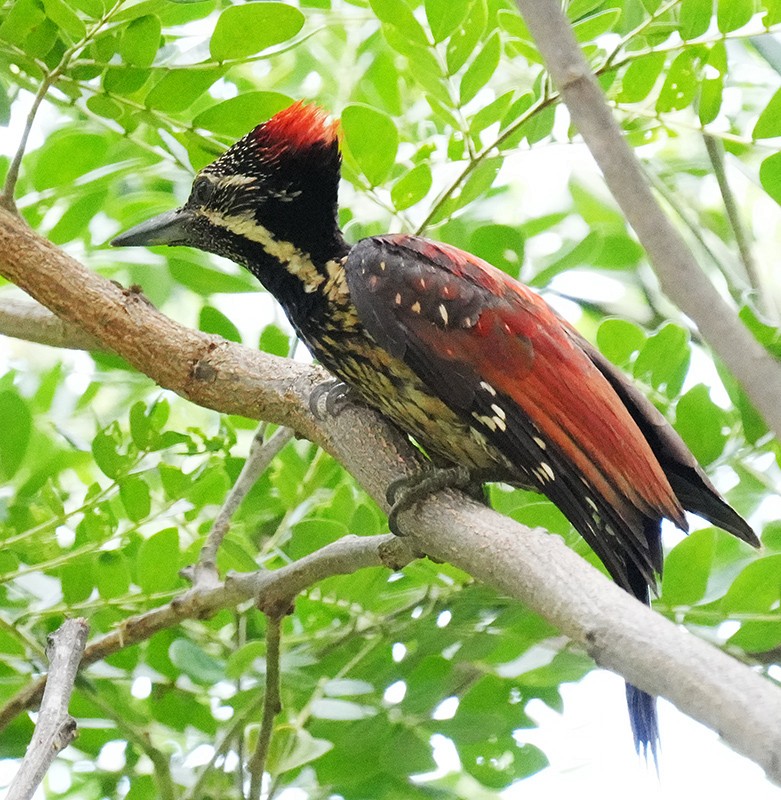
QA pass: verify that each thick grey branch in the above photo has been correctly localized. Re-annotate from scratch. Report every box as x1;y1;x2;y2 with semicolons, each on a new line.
7;618;89;800
515;0;781;436
1;208;780;782
0;296;105;350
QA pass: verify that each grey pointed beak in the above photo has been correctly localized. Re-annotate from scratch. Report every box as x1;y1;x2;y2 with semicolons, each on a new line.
112;208;195;247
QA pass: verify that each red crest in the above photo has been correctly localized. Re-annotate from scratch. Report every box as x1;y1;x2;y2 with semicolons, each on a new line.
254;102;340;158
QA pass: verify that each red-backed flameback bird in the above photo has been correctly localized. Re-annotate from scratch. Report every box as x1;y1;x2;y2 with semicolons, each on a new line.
113;101;759;757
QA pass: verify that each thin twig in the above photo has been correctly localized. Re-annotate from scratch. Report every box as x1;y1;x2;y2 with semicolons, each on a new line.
7;619;89;800
75;678;176;800
184;693;265;800
415;94;554;234
644;168;746;304
192;425;295;588
0;534;415;732
703;134;770;316
0;76;53;213
247;614;284;800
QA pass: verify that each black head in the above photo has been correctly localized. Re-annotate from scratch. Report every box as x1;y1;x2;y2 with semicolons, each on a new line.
113;102;348;274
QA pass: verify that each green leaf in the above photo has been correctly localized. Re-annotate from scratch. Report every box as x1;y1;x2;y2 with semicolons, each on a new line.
0;0;46;47
728;617;781;652
722;555;781;613
267;727;333;773
455;156;502;209
448;675;516;741
661;528;715;606
119;14;160;67
739;303;781;362
119;474;152;521
32;133;109;191
102;66;151;95
193;92;292;138
722;555;781;651
0;391;31;479
591;233;643;269
572;8;621;42
92;422;130;479
210;3;304;61
674;384;729;465
341;104;398;186
717;0;753;32
288;518;349;559
259;323;291;357
225;641;265;678
754;87;781;139
656;49;703;113
762;0;781;25
679;0;712;39
168;256;257;295
0;82;9;127
70;0;103;15
145;67;224;113
460;736;548;788
43;0;86;40
137;528;180;593
199;305;242;343
468;224;524;277
391;163;432;210
49;189;107;244
596;318;646;366
633;322;690;396
186;463;229;507
470;90;514;137
379;727;436;776
129;399;169;450
498;8;533;41
169;638;225;684
759;152;781;206
617;52;666;103
95;551;131;599
60;558;94;604
567;0;610;18
425;0;470;42
699;42;726;125
460;31;501;105
370;0;429;45
159;464;191;501
528;231;601;287
447;0;488;73
570;179;624;228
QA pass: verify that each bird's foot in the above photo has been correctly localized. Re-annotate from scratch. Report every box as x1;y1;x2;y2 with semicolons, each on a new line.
309;379;357;419
386;465;483;536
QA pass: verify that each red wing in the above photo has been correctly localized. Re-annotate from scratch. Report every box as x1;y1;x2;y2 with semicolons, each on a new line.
345;234;687;591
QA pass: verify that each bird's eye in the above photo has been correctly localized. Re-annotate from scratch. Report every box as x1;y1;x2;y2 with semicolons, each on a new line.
190;179;215;206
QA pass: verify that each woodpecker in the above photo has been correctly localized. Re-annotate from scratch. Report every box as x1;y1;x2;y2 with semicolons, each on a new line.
114;101;759;756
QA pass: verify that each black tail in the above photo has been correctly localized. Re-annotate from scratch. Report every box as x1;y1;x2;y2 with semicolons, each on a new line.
627;683;659;762
621;532;661;761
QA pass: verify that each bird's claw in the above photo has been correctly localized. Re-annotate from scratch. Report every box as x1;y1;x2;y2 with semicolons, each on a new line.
309;379;356;420
386;465;475;536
